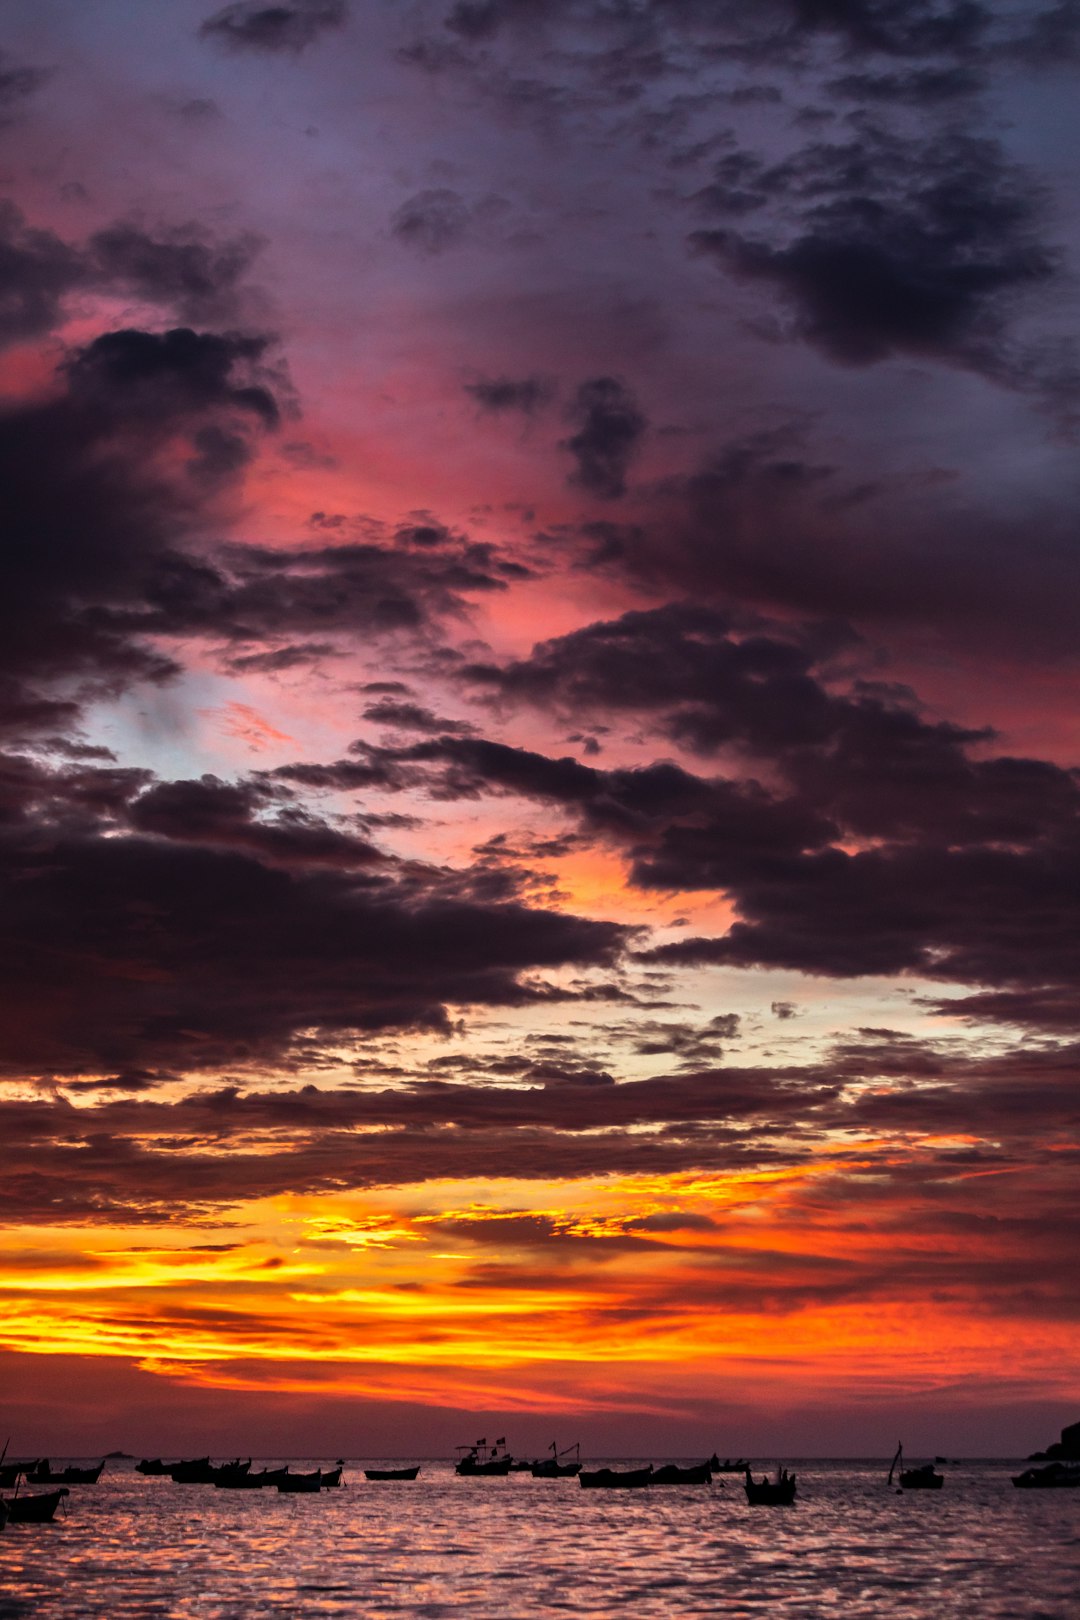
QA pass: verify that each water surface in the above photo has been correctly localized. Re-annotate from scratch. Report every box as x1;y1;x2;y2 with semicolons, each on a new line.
2;1459;1076;1618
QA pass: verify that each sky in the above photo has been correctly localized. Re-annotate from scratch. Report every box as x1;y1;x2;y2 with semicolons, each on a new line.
0;0;1078;1459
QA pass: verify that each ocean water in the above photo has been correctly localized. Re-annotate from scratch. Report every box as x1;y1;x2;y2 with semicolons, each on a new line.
1;1458;1077;1619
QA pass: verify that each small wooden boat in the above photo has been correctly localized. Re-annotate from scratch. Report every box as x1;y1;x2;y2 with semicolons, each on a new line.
135;1459;170;1476
218;1466;291;1489
708;1455;749;1473
889;1445;943;1490
170;1457;252;1485
168;1457;214;1483
3;1488;68;1523
530;1442;582;1479
1012;1462;1080;1488
579;1465;653;1489
0;1461;37;1488
455;1441;514;1476
364;1466;420;1481
277;1469;324;1492
744;1467;796;1505
28;1461;103;1485
649;1461;713;1485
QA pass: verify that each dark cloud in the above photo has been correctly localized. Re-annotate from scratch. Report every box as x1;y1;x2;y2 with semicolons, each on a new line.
464;375;554;414
561;377;647;499
64;326;279;428
0;202;84;349
0;50;49;123
691;128;1055;371
558;426;1080;664
225;641;338;673
360;594;1080;1002
0;325;282;742
89;223;263;325
0;206;267;350
126;774;385;868
0;315;536;747
781;0;991;58
0;765;627;1075
827;64;984;102
199;2;348;53
362;699;477;735
391;189;472;254
461;601;854;755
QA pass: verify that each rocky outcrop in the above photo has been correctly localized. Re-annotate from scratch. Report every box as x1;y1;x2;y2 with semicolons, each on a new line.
1028;1419;1080;1461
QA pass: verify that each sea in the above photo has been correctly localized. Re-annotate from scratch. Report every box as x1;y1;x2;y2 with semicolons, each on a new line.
1;1458;1077;1619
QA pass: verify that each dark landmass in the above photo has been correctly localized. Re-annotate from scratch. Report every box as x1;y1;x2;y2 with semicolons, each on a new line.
1028;1420;1080;1461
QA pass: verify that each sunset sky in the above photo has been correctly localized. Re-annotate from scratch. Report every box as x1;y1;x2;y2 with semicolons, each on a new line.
1;0;1078;1459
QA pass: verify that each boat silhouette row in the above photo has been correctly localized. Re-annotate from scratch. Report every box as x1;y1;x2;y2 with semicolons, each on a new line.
6;1439;1075;1532
137;1457;344;1490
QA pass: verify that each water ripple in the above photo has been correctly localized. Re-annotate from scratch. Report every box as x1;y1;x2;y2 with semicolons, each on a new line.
1;1461;1077;1619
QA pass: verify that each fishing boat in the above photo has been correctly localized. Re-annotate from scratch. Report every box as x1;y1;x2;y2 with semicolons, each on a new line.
649;1461;714;1485
743;1466;796;1505
135;1459;170;1476
169;1457;253;1485
708;1455;749;1473
364;1465;420;1480
530;1442;582;1479
215;1467;289;1489
455;1439;514;1476
275;1465;342;1491
888;1445;943;1490
3;1488;68;1523
1012;1462;1080;1488
167;1457;215;1483
0;1458;38;1488
27;1460;104;1485
277;1468;325;1492
579;1465;653;1488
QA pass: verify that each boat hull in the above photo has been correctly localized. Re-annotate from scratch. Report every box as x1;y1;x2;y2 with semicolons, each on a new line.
579;1467;653;1489
4;1489;68;1523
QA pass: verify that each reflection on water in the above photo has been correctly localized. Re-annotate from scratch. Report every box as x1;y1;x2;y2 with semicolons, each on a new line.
1;1461;1077;1619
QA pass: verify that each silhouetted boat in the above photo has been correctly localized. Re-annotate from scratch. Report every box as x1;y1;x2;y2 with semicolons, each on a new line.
708;1455;750;1473
3;1488;68;1523
275;1466;342;1491
364;1466;420;1480
744;1466;796;1505
27;1460;103;1485
168;1457;214;1483
649;1461;714;1485
455;1440;514;1476
888;1445;943;1490
530;1442;581;1479
1012;1462;1080;1488
579;1465;653;1488
135;1459;171;1476
0;1500;7;1532
0;1459;38;1488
